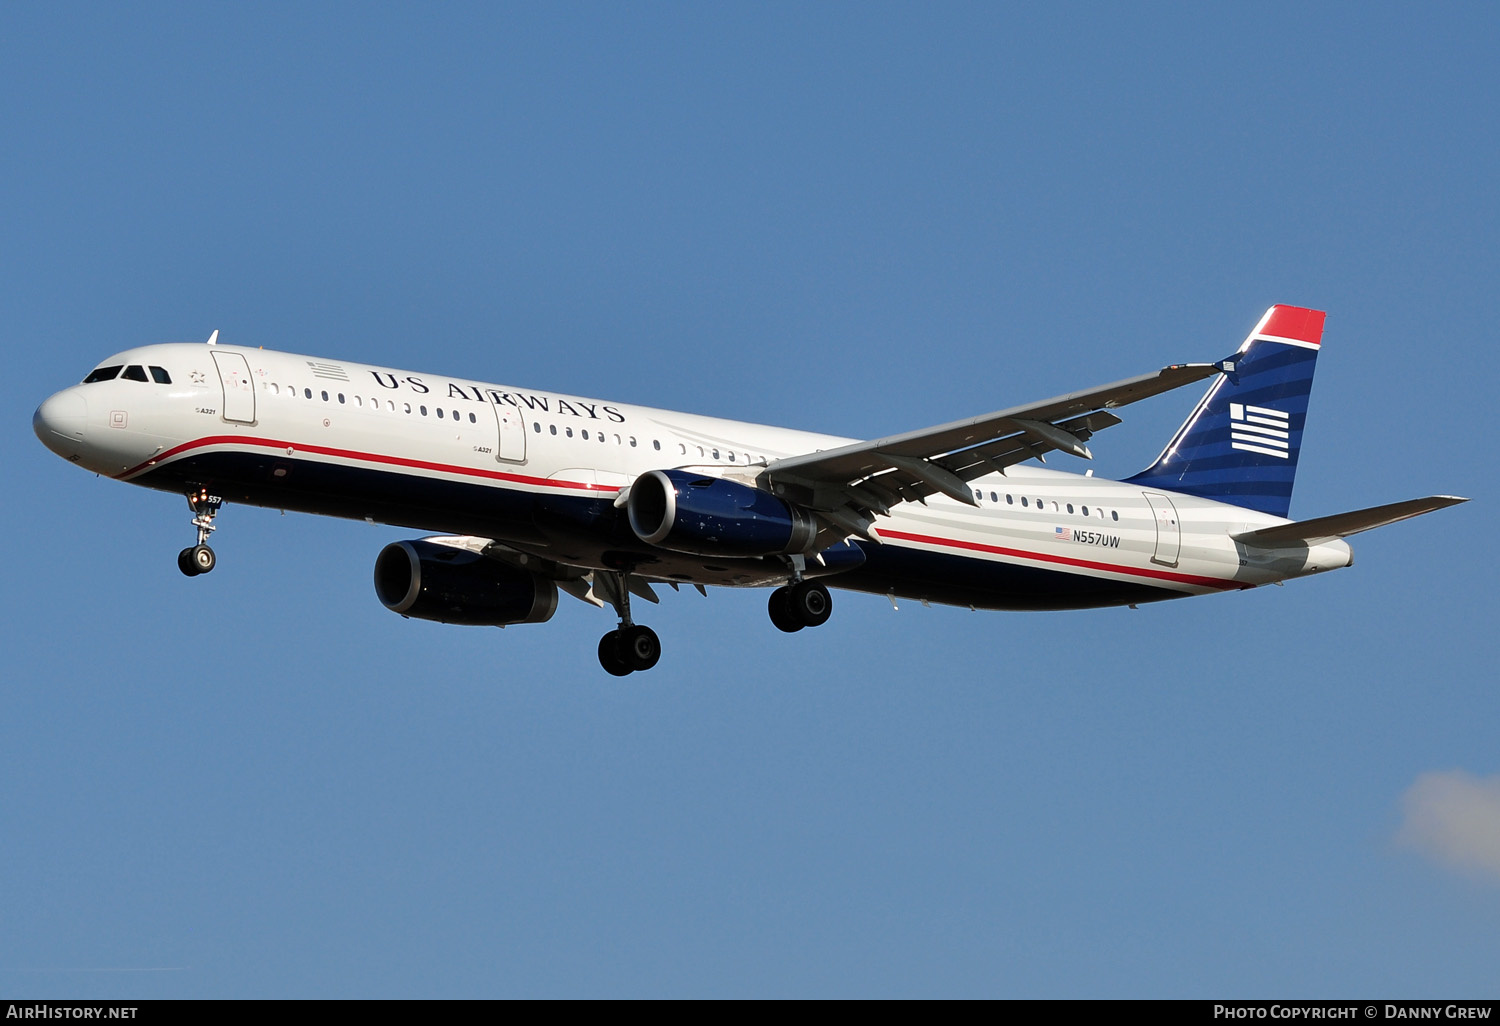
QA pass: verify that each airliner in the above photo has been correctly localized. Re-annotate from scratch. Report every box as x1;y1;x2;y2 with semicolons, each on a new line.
32;305;1465;675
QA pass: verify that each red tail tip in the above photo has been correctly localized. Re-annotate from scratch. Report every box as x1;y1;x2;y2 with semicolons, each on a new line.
1260;305;1327;346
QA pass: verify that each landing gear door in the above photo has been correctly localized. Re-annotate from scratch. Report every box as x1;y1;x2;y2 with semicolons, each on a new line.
492;399;527;463
212;351;256;425
1143;491;1181;567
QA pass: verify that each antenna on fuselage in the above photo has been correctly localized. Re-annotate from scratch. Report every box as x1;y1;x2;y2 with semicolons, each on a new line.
206;330;219;346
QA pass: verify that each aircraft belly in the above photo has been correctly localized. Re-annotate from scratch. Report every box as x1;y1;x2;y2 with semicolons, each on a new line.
837;543;1181;611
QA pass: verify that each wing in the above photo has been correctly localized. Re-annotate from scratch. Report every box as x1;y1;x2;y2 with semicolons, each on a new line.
758;362;1222;540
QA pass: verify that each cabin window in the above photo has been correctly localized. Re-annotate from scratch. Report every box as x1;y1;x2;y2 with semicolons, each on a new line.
630;437;637;447
436;407;444;418
83;366;122;383
1081;506;1089;516
403;402;411;414
581;430;589;440
1111;511;1119;521
469;412;476;423
653;440;661;451
565;427;573;438
321;390;329;401
712;449;720;460
1020;497;1028;507
1006;494;1014;505
549;424;557;435
419;405;427;416
305;388;313;399
122;365;148;382
271;383;280;395
354;395;361;406
1067;504;1074;514
338;393;345;404
149;366;172;384
990;491;998;502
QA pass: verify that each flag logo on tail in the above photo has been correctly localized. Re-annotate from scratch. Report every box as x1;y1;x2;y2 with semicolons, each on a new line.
1230;403;1290;459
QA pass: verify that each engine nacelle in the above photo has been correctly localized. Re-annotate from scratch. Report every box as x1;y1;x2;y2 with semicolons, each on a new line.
627;469;819;557
374;540;558;626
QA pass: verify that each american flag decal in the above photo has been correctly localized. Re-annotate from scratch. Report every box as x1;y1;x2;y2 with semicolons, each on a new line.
1054;527;1072;541
307;361;350;381
1229;403;1290;459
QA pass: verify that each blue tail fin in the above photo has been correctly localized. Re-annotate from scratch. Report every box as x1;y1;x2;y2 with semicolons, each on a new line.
1125;305;1325;517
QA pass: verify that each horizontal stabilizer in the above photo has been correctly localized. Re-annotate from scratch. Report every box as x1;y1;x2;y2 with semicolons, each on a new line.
1233;495;1468;547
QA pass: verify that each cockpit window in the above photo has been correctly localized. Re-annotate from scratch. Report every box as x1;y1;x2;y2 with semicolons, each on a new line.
83;365;122;383
121;365;149;382
149;366;172;384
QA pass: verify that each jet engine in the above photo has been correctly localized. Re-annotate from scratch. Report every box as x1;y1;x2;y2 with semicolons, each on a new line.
627;469;819;557
374;540;558;626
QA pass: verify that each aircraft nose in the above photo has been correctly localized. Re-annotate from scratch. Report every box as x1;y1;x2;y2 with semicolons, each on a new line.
33;388;88;458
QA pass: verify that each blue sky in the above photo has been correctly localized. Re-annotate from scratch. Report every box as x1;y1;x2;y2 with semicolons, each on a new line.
4;2;1496;998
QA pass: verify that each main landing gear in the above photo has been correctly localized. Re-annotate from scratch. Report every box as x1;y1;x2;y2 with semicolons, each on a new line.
768;554;833;633
768;579;833;632
177;488;223;577
597;571;662;677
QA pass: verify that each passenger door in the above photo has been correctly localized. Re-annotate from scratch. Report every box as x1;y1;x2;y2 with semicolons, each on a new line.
1142;491;1182;567
212;351;256;424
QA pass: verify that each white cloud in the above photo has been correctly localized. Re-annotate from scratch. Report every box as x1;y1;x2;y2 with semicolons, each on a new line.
1396;770;1500;884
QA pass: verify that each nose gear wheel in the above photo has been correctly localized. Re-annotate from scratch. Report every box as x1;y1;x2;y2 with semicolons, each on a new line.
178;488;223;577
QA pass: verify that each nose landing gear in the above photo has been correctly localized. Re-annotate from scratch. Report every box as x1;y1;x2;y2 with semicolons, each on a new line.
177;489;223;577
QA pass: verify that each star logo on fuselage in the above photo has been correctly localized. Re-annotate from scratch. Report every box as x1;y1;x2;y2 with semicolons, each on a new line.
190;370;206;385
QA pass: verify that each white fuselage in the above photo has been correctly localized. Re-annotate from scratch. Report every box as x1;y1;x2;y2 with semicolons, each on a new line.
34;342;1354;610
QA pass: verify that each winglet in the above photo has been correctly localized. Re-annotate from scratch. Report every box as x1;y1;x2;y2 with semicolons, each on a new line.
206;329;219;346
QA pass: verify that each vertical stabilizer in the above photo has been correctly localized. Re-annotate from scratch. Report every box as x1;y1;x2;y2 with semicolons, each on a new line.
1126;305;1324;517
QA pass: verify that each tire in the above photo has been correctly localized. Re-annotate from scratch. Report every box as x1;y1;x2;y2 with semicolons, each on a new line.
789;580;832;628
598;630;633;676
620;625;661;672
190;545;216;574
177;548;201;577
768;587;804;633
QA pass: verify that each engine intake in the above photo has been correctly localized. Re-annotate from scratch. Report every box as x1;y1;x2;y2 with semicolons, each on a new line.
374;540;558;626
627;469;818;557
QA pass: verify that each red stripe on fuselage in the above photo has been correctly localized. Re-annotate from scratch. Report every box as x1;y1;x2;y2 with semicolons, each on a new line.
115;435;622;493
125;436;1246;592
876;528;1247;591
